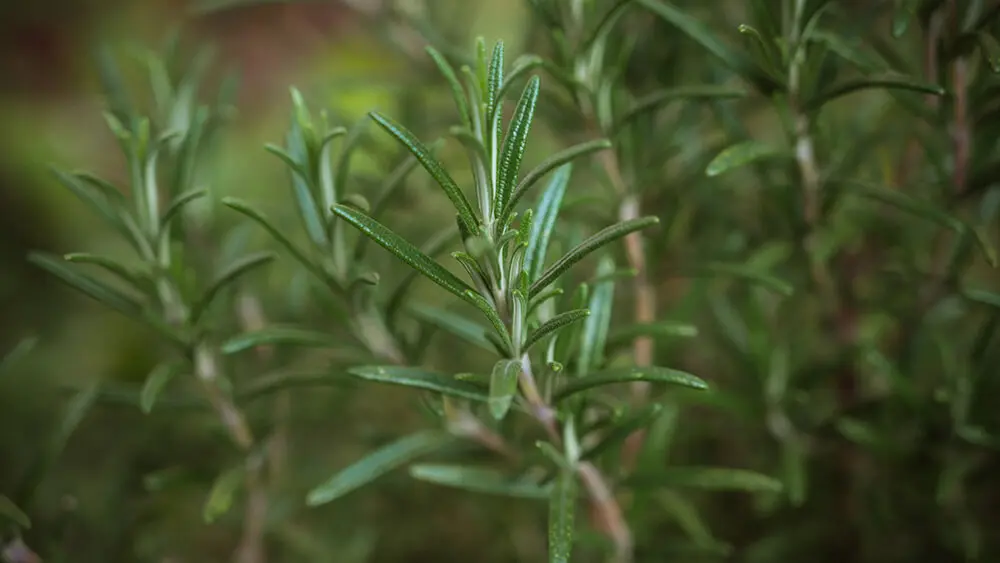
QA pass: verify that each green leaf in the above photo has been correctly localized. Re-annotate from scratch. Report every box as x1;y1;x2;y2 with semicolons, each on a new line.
463;290;515;355
489;359;522;420
553;366;708;403
805;74;945;111
426;46;473;128
525;309;591;352
846;183;969;233
628;467;783;493
140;362;183;414
637;0;778;92
977;31;1000;73
496;76;541;220
606;321;698;349
51;169;146;253
582;0;635;52
530;217;659;297
160;189;208;233
190;252;276;323
0;495;30;529
965;289;1000;309
706;141;788;176
582;404;665;460
548;470;577;563
690;262;795;296
237;369;357;403
222;197;329;282
496;54;544;104
407;304;495;352
346;365;489;402
0;336;38;375
506;141;610;218
308;431;451;505
221;326;339;354
385;227;460;322
277;119;329;247
204;464;244;523
891;0;918;37
524;164;572;281
409;464;551;499
17;384;98;505
578;256;615;375
369;111;478;232
63;252;150;292
486;41;505;135
615;86;747;133
29;253;146;318
332;204;477;305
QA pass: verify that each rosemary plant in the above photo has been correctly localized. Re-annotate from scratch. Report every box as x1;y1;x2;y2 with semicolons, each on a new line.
6;1;1000;562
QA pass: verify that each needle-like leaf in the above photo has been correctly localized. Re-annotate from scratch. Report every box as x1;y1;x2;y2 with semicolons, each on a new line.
530;217;659;297
369;111;479;232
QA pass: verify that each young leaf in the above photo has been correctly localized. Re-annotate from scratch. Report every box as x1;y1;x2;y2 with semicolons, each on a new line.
0;494;30;529
160;189;208;232
346;365;489;402
332;204;477;304
190;252;276;323
221;326;340;355
203;464;244;523
409;464;551;499
222;197;329;282
846;183;963;231
63;253;149;292
496;76;541;219
552;366;708;403
578;256;615;376
705;141;788;176
582;0;635;52
368;111;479;232
140;362;183;414
29;253;146;318
0;337;38;375
637;0;778;92
426;46;473;128
805;75;945;111
628;467;783;493
486;41;505;131
530;217;659;297
237;369;359;403
489;359;522;420
463;290;515;355
525;309;591;352
548;469;577;563
524;164;572;281
582;404;665;460
615;86;747;133
307;431;451;505
606;321;698;349
406;304;496;352
506;141;610;217
978;31;1000;73
690;262;795;296
496;54;544;104
17;384;98;505
50;169;143;252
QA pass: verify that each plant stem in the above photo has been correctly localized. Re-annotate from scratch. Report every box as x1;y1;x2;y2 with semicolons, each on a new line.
156;274;267;563
519;354;633;563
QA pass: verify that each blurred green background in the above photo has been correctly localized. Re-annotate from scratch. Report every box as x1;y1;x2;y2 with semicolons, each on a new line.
3;1;1000;562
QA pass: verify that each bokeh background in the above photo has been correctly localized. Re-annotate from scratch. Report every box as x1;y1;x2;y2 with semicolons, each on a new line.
3;1;1000;562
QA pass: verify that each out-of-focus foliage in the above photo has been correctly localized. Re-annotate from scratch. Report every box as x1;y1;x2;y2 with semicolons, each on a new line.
2;1;1000;562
